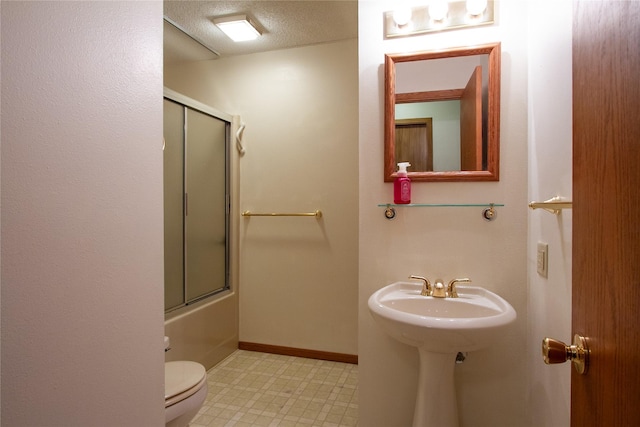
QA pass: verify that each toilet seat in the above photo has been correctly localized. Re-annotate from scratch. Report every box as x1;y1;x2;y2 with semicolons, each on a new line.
165;361;207;408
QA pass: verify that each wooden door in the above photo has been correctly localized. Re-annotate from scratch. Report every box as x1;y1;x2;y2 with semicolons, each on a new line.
459;66;482;170
395;118;434;171
572;1;640;425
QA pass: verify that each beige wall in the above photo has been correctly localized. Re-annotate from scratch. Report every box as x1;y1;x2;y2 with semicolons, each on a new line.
527;1;573;425
1;2;165;425
358;1;530;426
165;39;359;356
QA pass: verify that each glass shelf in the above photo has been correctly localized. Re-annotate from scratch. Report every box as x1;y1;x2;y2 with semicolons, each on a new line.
377;203;504;208
378;203;504;221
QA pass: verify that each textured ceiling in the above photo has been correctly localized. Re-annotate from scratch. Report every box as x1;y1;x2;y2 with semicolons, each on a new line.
164;1;358;65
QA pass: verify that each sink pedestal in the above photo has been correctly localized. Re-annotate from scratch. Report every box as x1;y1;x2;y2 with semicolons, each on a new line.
413;349;458;427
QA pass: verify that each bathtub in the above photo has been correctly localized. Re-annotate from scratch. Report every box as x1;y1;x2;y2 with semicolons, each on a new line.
164;290;238;369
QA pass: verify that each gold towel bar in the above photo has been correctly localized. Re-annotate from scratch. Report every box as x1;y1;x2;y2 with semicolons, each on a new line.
241;210;322;218
528;197;572;215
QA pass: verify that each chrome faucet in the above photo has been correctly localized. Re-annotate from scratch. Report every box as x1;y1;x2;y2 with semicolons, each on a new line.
447;278;471;298
409;275;432;296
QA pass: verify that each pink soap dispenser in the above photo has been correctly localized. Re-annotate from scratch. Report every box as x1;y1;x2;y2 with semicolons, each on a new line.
394;162;411;204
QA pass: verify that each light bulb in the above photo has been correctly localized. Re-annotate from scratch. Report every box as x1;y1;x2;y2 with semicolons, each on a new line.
429;0;449;22
466;0;488;16
393;7;412;27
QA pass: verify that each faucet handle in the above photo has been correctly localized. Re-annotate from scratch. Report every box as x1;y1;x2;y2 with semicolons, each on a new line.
447;278;471;298
409;275;432;296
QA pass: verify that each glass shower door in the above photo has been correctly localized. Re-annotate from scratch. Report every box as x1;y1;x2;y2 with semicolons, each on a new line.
163;99;185;310
185;108;228;302
163;97;229;312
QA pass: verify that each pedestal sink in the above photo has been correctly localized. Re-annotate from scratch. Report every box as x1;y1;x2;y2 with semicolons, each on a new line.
368;281;516;427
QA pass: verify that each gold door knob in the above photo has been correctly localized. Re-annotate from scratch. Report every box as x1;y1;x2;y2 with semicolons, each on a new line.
542;334;590;375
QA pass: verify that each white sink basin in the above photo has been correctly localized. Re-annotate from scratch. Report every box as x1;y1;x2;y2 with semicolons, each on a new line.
368;281;516;353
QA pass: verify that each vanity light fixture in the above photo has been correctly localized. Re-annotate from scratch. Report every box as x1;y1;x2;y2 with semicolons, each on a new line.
384;0;494;39
213;15;261;42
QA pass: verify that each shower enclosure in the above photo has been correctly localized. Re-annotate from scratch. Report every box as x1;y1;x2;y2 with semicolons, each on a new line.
163;90;230;312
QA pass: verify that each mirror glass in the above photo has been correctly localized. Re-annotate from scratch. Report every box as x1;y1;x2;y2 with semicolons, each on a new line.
384;43;501;182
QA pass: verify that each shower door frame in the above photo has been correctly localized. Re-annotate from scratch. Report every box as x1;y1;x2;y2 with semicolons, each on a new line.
163;88;232;313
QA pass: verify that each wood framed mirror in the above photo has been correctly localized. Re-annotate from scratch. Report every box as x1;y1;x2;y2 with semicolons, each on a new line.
384;42;501;182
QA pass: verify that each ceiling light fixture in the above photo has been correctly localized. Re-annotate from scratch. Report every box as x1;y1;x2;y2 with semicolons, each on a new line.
213;15;261;42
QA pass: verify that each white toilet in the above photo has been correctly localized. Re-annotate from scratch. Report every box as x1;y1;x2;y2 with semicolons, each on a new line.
164;338;208;427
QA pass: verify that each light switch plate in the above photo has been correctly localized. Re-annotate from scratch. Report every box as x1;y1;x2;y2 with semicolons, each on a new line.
537;242;548;277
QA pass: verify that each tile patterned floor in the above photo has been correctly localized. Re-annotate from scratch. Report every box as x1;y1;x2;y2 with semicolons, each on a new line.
190;350;358;427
